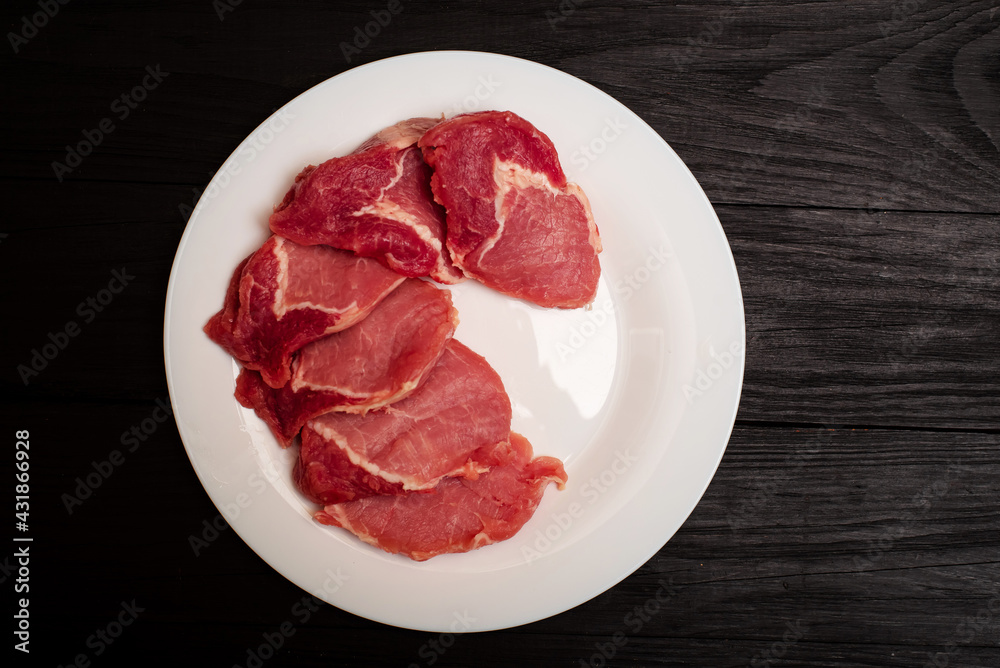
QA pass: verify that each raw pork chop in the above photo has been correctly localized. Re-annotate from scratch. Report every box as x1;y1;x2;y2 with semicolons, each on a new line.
419;110;602;308
269;117;463;284
204;235;404;388
234;278;459;447
315;432;567;561
295;340;511;504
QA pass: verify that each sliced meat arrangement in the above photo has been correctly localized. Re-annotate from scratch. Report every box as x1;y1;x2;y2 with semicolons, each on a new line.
204;111;586;561
204;235;405;388
269;117;463;284
315;432;568;561
294;340;512;504
234;278;459;447
419;110;602;308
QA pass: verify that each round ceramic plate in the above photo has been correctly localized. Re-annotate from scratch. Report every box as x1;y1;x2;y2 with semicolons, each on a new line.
164;51;745;632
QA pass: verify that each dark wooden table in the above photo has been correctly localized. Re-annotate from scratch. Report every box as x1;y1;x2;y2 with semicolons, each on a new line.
3;1;998;666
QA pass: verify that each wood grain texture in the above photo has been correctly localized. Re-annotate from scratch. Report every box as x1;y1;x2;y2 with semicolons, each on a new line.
723;205;1000;429
19;407;1000;665
1;0;998;666
2;1;997;211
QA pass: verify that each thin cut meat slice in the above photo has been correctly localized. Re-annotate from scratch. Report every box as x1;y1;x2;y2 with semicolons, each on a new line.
269;117;463;284
204;235;404;388
234;278;459;447
295;340;511;504
315;433;567;561
419;110;602;308
202;254;252;363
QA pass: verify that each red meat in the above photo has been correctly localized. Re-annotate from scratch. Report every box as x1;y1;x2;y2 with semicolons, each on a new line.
294;340;512;504
315;432;568;561
234;278;459;447
419;110;602;308
269;117;463;284
204;235;404;388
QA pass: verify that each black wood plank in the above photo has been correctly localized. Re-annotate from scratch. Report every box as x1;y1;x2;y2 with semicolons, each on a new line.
11;396;998;666
723;205;1000;429
0;210;181;403
2;1;997;214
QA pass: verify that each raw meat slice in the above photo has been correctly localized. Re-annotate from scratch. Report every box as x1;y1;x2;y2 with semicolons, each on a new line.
315;432;567;561
204;235;405;389
418;110;602;308
202;254;252;363
234;278;459;447
268;117;463;284
295;340;511;504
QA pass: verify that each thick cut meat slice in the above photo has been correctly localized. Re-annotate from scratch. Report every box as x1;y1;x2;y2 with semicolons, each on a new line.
269;117;463;284
234;278;459;447
204;235;404;388
419;110;602;308
315;433;567;561
295;340;511;504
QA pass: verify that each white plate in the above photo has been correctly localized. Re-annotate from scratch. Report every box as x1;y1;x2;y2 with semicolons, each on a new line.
164;51;744;632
